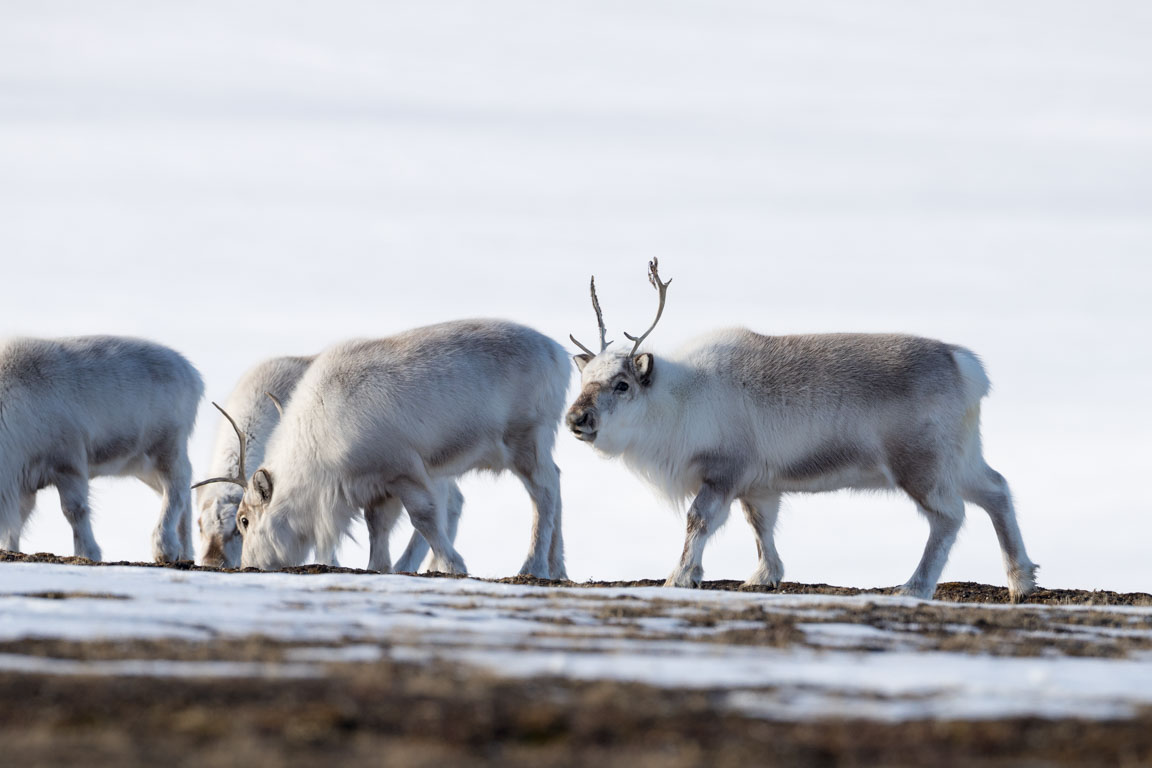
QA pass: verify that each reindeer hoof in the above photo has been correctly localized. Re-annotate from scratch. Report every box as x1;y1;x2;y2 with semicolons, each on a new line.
1008;563;1039;602
663;569;702;589
743;564;783;588
897;582;936;600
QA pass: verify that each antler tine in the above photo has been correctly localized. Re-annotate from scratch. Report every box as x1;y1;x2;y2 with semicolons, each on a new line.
590;276;611;352
623;258;672;356
569;334;596;356
213;401;247;481
190;402;248;490
570;275;613;356
265;391;285;417
191;475;241;490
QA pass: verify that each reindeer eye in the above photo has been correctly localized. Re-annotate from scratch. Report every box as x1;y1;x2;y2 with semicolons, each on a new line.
614;381;630;393
237;516;249;533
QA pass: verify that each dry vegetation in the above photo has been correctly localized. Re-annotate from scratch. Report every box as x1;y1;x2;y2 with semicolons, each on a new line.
3;551;1151;767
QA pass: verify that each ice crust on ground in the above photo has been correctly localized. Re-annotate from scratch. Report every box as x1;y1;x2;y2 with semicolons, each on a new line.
2;563;1151;722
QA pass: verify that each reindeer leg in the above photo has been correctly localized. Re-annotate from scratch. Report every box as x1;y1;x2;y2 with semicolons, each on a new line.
741;492;783;588
394;479;467;576
666;482;732;588
57;471;102;561
513;457;561;580
900;490;965;600
1;492;36;552
366;496;404;573
963;464;1037;601
151;443;194;564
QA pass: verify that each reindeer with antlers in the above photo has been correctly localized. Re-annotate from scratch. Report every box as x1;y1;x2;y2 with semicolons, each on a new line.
194;320;569;577
195;355;466;571
567;260;1038;600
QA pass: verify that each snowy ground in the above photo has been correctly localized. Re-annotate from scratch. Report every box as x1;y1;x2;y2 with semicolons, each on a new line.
3;560;1152;725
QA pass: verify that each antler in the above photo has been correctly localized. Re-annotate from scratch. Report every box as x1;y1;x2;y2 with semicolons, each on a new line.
265;391;284;417
569;276;613;355
190;402;248;490
623;258;672;355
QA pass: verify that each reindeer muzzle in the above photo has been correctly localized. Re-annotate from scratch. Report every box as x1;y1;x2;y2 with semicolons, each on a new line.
566;406;598;442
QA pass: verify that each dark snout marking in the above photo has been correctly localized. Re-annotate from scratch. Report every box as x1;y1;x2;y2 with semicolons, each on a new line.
202;535;226;566
570;382;606;413
779;443;862;482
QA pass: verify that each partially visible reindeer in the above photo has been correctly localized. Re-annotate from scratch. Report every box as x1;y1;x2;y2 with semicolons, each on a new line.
195;320;569;578
565;261;1037;601
196;355;312;567
0;336;203;562
196;355;465;571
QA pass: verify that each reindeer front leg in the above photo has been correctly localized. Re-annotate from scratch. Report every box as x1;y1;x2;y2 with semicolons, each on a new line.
665;483;732;588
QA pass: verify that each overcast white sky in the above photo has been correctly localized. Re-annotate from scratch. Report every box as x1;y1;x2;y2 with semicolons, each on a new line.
2;1;1150;591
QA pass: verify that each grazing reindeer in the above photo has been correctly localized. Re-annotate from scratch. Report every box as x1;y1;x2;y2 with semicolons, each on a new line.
195;355;313;567
566;261;1037;600
197;355;466;571
0;336;203;562
195;320;569;578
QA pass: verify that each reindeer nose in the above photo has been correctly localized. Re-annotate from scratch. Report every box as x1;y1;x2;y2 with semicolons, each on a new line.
566;407;597;433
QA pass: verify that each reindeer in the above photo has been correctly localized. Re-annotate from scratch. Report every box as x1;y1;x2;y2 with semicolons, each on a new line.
0;336;203;562
566;261;1038;601
194;320;569;578
196;355;465;571
196;355;313;567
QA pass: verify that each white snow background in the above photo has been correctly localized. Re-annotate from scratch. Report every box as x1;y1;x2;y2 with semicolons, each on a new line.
2;2;1150;591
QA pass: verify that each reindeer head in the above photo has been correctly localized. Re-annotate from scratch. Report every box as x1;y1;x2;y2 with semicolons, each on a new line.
233;466;304;569
192;394;300;569
566;259;671;455
196;489;244;568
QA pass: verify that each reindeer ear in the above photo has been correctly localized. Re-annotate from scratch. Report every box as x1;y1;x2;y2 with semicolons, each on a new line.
252;469;274;503
573;354;594;372
633;353;655;386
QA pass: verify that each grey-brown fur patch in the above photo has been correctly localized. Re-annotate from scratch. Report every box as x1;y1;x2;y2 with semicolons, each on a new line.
89;435;137;466
886;435;939;507
779;443;863;482
728;332;963;406
504;425;540;477
689;451;746;493
428;431;480;469
686;512;708;537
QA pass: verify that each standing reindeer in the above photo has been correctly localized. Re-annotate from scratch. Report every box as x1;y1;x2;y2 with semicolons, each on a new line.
195;320;569;578
0;336;203;562
566;261;1037;601
196;355;465;571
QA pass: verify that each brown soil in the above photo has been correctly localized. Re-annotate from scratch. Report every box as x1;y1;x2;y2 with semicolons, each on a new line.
5;551;1152;766
3;656;1152;768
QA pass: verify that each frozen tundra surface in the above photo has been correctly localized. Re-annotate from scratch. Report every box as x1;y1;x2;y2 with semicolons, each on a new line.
2;560;1152;723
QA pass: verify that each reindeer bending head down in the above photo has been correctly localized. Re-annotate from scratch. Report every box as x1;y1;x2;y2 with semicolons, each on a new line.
566;261;1038;601
194;320;569;579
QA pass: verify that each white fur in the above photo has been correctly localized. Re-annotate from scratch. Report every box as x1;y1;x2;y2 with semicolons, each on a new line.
568;328;1037;601
0;336;203;562
235;320;569;579
195;355;313;567
197;355;467;571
